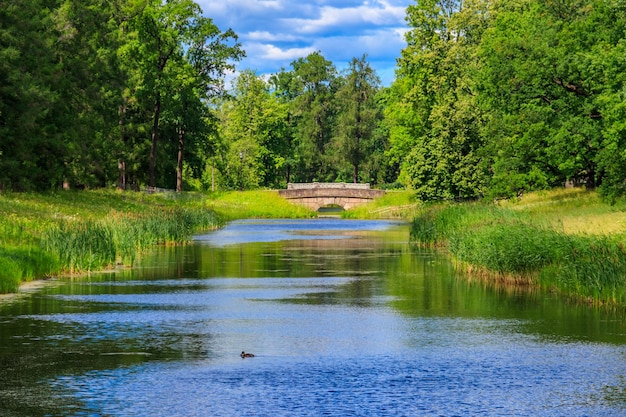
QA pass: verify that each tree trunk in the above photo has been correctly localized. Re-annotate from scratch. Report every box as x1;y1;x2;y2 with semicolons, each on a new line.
176;125;184;192
118;104;127;190
149;93;161;188
118;160;126;190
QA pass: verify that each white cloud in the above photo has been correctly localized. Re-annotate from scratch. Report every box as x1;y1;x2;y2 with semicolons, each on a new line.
196;0;411;86
247;31;302;42
252;43;318;62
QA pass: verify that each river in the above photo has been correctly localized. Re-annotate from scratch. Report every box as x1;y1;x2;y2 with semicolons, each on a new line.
1;219;625;416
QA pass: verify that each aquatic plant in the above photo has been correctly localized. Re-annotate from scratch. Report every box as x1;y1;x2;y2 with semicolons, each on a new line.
0;190;223;292
410;191;626;307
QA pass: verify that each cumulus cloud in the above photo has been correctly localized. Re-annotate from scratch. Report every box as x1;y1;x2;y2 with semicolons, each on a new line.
196;0;411;85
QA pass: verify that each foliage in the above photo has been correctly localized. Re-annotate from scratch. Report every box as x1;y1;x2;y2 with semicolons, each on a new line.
0;0;242;192
216;70;290;190
387;0;626;200
3;0;626;203
332;55;383;184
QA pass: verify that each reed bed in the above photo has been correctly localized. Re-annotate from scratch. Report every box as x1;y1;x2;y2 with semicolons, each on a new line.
0;190;222;292
410;193;626;307
44;206;221;272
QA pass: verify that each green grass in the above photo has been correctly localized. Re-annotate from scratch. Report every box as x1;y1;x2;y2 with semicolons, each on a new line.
342;190;421;219
409;189;626;307
0;188;320;293
0;189;222;292
207;190;315;220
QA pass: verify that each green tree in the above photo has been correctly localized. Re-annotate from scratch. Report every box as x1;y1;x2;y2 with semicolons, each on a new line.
168;15;243;192
0;0;56;190
217;70;290;190
477;0;626;197
333;55;381;183
122;0;242;189
389;0;489;200
290;52;338;182
0;0;133;190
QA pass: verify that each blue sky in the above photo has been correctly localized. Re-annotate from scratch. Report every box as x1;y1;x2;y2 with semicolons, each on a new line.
196;0;413;86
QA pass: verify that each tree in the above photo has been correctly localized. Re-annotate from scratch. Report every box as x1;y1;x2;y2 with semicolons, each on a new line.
122;0;242;190
216;70;290;190
0;0;57;190
388;0;490;200
333;55;381;183
290;52;338;182
168;15;243;192
477;0;624;197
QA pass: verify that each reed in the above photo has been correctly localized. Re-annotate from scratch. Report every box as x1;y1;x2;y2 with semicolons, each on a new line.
410;193;626;307
540;236;626;306
44;220;116;272
43;206;222;272
0;190;223;292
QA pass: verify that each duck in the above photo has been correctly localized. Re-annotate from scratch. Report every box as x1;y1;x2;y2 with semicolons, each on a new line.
241;351;255;358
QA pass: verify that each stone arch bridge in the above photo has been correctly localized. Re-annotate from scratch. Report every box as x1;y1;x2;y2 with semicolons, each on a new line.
278;183;385;211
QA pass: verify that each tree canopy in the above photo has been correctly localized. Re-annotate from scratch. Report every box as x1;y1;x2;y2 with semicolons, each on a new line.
1;0;625;200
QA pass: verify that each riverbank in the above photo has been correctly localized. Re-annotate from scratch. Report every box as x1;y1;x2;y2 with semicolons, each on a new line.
0;189;320;294
0;190;222;293
409;188;626;308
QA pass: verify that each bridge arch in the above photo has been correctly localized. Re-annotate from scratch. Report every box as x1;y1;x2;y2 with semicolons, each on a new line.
278;183;385;211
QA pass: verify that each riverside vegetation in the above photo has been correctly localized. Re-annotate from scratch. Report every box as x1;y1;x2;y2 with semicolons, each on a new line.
410;188;626;307
2;188;625;310
0;189;313;293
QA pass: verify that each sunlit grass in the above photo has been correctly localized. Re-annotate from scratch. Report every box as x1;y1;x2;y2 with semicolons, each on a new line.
207;190;315;220
499;188;626;235
410;188;626;307
342;190;421;219
0;190;222;292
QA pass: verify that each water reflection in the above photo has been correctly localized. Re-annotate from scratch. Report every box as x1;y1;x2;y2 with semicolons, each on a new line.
0;219;625;416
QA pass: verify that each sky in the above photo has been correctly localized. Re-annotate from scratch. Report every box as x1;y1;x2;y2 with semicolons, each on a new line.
196;0;413;87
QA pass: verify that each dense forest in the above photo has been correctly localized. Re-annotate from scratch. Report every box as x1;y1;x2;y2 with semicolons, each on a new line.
1;0;625;200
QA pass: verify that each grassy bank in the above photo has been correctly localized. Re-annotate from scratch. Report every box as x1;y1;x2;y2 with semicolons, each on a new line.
410;189;626;307
0;189;318;293
207;190;315;220
341;190;421;219
0;190;222;293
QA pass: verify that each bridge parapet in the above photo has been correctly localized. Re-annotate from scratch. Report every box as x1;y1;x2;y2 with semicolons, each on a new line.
287;182;371;190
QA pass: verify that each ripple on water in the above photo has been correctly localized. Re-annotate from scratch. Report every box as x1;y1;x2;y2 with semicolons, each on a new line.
52;343;626;417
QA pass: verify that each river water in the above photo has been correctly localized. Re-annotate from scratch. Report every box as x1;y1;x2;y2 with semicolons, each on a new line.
1;219;625;416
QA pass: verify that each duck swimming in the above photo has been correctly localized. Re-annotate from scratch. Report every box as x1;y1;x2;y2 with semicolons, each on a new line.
241;351;255;358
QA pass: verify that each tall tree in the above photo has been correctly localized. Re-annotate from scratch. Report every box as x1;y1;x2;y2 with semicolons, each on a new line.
217;70;289;190
168;15;243;192
477;0;624;197
333;55;381;183
122;0;242;189
290;52;338;182
389;0;489;200
0;0;57;190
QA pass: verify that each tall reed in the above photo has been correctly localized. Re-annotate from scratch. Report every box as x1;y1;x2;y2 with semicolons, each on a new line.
44;206;221;273
44;220;116;272
411;202;626;306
